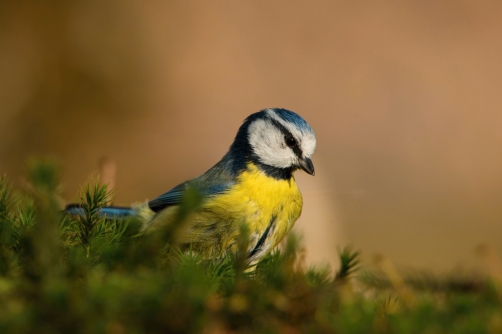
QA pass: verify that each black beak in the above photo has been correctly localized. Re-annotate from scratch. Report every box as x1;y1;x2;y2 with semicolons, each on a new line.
299;157;315;176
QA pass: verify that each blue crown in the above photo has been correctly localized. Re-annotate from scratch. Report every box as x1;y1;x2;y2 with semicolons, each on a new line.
271;108;314;135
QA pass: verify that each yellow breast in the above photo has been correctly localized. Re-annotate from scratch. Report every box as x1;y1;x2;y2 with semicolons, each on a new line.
214;163;303;248
146;163;303;261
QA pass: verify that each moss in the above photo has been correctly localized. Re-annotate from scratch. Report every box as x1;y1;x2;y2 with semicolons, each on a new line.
0;159;498;333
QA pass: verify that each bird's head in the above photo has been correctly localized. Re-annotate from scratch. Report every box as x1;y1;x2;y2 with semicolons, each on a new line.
230;108;316;179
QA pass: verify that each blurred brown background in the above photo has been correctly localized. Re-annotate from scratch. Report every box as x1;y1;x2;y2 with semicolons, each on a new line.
1;0;501;272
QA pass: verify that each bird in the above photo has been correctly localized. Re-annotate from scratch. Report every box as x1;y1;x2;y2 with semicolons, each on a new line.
66;108;316;264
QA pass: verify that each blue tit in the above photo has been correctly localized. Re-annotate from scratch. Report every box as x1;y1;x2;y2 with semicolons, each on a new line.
67;108;316;264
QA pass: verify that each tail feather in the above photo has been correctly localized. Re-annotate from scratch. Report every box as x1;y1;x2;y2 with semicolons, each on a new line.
65;204;134;219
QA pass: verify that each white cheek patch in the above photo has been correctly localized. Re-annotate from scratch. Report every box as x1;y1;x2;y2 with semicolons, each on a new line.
248;119;297;169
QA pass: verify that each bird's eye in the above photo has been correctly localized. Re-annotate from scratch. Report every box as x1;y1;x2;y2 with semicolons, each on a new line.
285;135;297;147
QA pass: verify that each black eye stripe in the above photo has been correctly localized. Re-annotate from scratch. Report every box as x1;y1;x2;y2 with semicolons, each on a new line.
268;118;303;158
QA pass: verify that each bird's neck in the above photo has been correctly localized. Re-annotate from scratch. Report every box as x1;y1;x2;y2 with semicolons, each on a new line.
226;148;294;181
251;161;294;180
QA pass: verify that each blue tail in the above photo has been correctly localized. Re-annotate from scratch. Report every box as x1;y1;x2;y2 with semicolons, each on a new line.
65;204;134;219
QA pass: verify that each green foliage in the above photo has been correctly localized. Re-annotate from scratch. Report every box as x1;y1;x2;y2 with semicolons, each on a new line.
0;159;500;333
64;181;128;260
335;245;361;282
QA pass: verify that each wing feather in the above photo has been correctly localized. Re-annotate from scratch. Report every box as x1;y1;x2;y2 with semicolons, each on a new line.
148;181;232;213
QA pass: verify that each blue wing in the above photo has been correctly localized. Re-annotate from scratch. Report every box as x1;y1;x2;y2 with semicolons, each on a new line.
65;204;134;219
148;182;187;212
148;181;232;213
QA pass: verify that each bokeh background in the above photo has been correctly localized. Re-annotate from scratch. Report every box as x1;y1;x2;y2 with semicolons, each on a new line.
1;0;501;272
